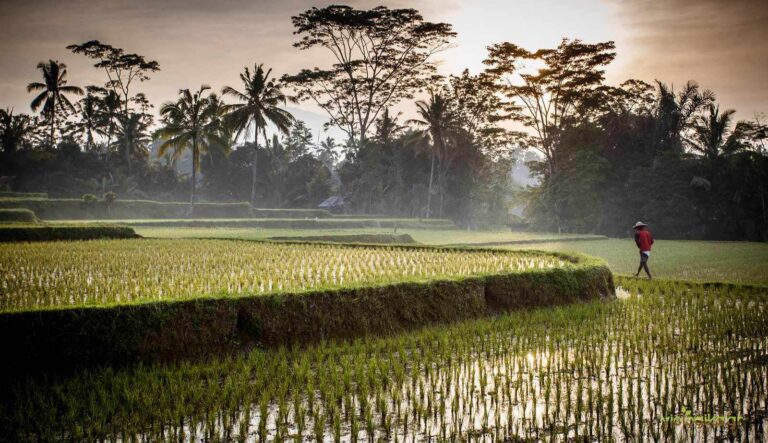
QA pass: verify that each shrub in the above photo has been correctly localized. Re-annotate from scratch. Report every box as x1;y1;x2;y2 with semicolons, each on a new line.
103;192;118;205
0;225;139;242
0;208;38;223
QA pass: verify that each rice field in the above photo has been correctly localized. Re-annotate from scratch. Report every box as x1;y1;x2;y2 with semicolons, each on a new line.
2;278;766;441
0;239;571;313
133;226;768;285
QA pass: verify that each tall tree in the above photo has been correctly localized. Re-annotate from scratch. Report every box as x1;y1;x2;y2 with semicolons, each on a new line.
156;86;225;212
484;39;616;177
222;64;294;206
96;89;122;164
448;70;513;158
26;60;83;146
67;41;159;119
317;136;339;170
283;5;455;144
113;113;150;174
689;104;742;169
68;91;105;152
408;89;456;218
484;39;616;231
655;81;715;155
283;120;314;162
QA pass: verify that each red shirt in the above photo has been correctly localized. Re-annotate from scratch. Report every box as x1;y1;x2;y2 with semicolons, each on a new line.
635;230;654;251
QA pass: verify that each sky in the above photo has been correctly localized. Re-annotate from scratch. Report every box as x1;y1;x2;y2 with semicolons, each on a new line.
1;0;766;140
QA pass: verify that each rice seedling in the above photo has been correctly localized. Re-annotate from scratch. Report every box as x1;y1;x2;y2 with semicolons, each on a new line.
1;278;765;442
0;239;570;313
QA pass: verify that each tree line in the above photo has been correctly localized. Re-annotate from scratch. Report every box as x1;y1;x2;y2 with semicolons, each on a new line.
0;4;766;239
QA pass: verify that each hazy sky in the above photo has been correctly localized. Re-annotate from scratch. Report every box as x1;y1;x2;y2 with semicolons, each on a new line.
1;0;766;137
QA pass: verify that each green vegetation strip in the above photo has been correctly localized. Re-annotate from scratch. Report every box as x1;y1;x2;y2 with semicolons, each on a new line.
0;225;138;242
0;240;612;370
268;234;417;244
0;191;48;199
0;199;333;220
1;278;764;441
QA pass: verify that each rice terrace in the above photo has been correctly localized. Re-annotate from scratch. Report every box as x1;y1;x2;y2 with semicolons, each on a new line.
1;1;768;442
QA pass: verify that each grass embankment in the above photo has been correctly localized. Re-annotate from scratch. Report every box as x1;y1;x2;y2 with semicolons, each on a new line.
1;278;765;441
0;240;612;370
0;224;139;242
115;218;457;229
497;238;768;285
0;208;38;223
268;234;417;244
0;198;333;220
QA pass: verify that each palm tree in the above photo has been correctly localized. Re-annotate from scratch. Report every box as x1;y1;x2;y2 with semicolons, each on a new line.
68;92;105;151
205;93;233;164
222;64;294;206
689;104;743;170
97;89;122;164
654;81;714;155
317;137;338;170
155;86;225;212
27;60;83;147
408;90;456;218
113;113;150;174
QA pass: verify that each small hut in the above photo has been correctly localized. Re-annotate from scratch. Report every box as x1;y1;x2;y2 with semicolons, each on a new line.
318;196;345;214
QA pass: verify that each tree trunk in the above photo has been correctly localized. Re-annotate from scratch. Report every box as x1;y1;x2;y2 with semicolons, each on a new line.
426;150;435;218
126;139;132;175
49;106;56;148
191;142;197;216
545;154;562;233
439;185;445;219
250;131;259;207
105;130;112;166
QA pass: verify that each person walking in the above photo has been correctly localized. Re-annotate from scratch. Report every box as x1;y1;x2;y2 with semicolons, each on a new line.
633;221;654;279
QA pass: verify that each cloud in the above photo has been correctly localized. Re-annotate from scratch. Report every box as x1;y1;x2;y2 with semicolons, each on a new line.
608;0;768;115
1;0;764;126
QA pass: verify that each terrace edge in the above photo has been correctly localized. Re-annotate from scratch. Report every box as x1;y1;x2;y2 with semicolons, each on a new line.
0;250;614;374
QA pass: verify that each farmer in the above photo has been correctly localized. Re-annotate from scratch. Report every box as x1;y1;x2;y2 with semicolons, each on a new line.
633;221;654;279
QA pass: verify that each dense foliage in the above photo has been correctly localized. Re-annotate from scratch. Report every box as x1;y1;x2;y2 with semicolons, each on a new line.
484;41;768;240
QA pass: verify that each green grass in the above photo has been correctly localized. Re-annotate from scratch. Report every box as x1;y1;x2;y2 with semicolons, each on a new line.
495;238;768;285
2;278;765;441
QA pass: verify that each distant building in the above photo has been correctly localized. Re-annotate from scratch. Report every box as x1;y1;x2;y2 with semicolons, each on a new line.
319;196;345;213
